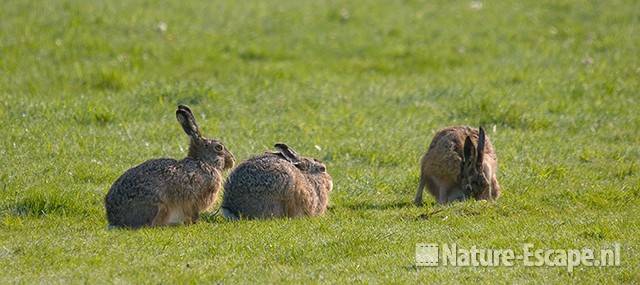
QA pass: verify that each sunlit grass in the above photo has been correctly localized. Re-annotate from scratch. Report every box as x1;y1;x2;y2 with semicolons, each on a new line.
1;0;639;283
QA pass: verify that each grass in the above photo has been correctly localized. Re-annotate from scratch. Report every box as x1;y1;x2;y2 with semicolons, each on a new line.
1;0;639;283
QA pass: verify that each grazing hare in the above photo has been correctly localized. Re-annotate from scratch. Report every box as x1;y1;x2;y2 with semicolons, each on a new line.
414;126;500;205
105;105;235;228
221;143;332;220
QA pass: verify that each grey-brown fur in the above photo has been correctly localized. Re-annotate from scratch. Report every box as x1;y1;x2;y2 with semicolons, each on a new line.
221;144;332;220
414;126;501;205
104;105;235;228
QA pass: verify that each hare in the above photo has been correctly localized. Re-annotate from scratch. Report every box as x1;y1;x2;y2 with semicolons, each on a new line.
221;143;332;220
414;126;501;205
104;105;235;228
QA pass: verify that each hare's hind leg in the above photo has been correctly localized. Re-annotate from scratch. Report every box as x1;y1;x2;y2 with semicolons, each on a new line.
416;174;447;205
414;173;428;206
491;175;501;200
123;202;159;228
421;175;449;204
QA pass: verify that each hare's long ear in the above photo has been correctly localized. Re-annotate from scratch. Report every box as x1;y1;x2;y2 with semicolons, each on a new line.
176;105;202;139
463;136;475;165
274;143;300;163
476;127;486;168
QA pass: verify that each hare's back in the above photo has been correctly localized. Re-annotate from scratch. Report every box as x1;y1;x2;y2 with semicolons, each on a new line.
225;154;296;195
422;127;475;180
433;126;497;161
423;126;497;177
106;158;180;203
105;158;180;227
222;154;298;215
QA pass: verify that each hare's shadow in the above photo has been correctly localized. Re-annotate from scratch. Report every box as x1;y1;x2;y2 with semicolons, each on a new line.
201;200;434;221
341;200;417;211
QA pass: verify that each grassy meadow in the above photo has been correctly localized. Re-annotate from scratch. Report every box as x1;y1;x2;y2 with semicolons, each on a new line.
1;0;639;283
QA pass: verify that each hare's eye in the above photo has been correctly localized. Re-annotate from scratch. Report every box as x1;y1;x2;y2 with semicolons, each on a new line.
215;145;223;151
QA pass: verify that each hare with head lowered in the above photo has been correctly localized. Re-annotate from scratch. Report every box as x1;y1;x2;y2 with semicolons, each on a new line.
105;105;235;228
221;143;332;220
414;126;501;205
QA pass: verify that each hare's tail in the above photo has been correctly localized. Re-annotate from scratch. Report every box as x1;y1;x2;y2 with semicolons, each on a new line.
221;207;240;221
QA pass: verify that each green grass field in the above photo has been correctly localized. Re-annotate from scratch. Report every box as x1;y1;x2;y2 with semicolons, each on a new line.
1;0;639;283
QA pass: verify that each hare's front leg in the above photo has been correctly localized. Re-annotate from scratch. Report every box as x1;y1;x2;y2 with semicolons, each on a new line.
437;188;448;204
447;188;467;202
477;176;501;201
432;178;455;204
187;205;200;224
284;195;308;218
419;175;449;204
151;205;169;226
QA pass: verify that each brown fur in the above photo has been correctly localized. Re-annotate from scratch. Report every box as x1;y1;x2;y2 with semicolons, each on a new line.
104;105;234;228
414;126;501;205
221;144;332;220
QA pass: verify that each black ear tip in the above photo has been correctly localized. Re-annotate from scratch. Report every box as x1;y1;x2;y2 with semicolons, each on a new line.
274;143;289;149
177;105;193;114
176;109;192;121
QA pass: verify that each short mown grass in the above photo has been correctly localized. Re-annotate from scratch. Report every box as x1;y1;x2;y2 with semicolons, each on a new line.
1;0;639;283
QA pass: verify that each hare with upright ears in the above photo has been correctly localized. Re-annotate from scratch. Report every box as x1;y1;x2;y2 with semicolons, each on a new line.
105;105;235;228
414;126;501;205
221;143;333;220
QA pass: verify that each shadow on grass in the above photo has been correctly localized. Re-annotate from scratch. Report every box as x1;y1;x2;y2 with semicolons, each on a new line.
416;208;445;220
200;210;223;224
341;200;417;211
10;197;90;217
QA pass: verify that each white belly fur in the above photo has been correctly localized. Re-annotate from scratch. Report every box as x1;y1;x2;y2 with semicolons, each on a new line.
167;207;186;225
